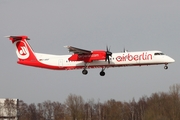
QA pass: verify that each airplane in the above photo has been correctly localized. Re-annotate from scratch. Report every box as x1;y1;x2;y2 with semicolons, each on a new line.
6;35;175;76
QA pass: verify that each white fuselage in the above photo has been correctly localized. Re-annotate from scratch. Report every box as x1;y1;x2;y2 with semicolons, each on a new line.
32;50;174;70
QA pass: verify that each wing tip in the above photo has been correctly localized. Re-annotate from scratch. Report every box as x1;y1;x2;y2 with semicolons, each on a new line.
64;46;71;48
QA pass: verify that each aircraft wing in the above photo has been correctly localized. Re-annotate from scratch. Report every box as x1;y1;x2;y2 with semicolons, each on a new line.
65;46;91;54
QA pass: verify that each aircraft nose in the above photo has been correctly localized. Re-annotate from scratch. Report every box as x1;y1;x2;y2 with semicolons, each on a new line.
168;57;175;63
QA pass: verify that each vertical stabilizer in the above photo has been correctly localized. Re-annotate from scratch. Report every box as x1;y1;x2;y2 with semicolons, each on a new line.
6;35;38;63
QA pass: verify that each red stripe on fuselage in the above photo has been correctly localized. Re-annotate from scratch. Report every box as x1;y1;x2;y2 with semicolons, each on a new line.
17;60;164;70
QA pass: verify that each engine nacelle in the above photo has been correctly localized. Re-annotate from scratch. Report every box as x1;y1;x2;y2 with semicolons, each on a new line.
68;50;106;62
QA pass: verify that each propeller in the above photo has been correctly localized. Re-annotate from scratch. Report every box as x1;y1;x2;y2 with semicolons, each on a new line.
105;46;112;64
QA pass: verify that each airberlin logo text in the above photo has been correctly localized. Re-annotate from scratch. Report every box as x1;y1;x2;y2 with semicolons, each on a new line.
15;41;30;59
116;53;152;62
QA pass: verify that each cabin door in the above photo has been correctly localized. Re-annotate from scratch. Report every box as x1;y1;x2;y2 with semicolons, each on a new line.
59;59;63;67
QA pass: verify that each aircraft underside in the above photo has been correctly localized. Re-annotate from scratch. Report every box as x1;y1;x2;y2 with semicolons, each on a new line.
18;60;170;76
63;63;169;76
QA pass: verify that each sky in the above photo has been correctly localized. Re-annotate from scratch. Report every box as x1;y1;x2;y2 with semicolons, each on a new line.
0;0;179;104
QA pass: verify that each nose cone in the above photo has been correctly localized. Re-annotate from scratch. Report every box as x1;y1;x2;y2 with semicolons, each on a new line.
168;57;175;63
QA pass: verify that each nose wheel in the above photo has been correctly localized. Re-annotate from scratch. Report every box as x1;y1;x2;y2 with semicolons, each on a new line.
164;65;168;70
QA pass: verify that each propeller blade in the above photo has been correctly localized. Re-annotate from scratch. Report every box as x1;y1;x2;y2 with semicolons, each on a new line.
107;56;110;64
105;46;112;64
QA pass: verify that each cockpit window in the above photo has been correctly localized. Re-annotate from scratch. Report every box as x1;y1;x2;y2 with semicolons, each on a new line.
154;53;164;55
160;53;164;55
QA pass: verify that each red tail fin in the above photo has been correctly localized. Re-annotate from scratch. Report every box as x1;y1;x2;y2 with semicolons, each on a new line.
7;36;38;63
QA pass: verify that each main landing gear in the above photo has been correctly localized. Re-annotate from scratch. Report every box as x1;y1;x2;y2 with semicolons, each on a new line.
82;63;88;75
82;69;88;75
100;67;106;76
81;63;106;76
82;68;106;76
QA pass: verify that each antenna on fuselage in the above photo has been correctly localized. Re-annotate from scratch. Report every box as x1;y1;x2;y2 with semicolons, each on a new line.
123;47;128;53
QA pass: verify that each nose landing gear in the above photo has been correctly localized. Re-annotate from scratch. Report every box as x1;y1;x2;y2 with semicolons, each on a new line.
164;64;168;70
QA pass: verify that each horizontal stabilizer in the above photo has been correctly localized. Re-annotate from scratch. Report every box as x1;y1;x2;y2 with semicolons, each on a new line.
5;36;30;42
